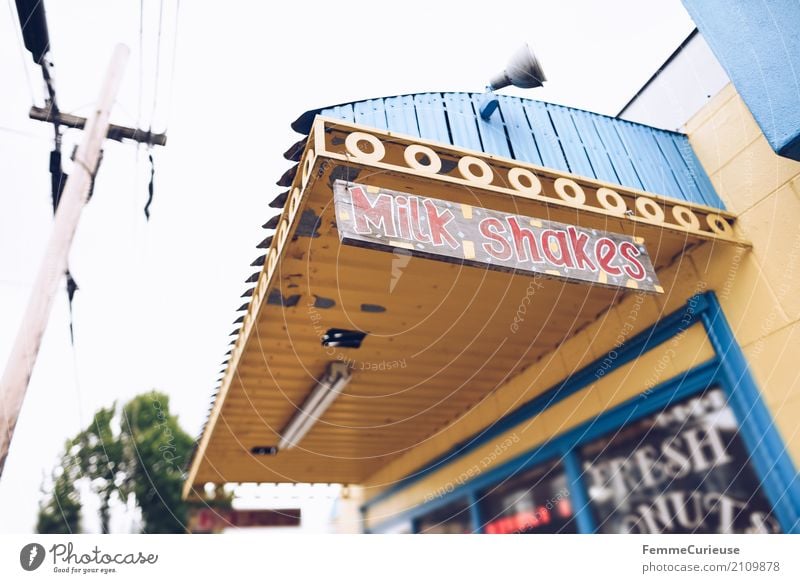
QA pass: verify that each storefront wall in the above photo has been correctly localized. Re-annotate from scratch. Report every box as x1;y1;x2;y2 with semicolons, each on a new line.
361;83;800;533
686;84;800;456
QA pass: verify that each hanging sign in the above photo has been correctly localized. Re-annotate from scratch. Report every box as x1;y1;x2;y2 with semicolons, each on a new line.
332;180;662;293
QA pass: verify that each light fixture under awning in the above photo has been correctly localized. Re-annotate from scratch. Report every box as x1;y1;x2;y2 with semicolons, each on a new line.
278;362;351;451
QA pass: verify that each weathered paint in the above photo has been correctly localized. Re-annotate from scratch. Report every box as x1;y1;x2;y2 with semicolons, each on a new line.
333;180;662;293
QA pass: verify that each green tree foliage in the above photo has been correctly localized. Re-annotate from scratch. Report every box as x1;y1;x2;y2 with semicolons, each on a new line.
36;391;195;533
36;445;81;534
71;405;123;533
120;393;195;533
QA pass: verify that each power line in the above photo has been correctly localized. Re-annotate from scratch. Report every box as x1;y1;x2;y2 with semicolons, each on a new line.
3;0;170;475
67;293;84;431
6;0;38;105
148;0;165;133
0;124;47;140
137;0;144;130
164;0;181;131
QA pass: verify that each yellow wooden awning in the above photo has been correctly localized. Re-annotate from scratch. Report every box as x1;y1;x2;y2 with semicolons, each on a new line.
183;117;744;498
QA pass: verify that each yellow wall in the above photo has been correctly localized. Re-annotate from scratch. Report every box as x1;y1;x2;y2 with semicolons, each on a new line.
362;83;800;530
686;83;800;474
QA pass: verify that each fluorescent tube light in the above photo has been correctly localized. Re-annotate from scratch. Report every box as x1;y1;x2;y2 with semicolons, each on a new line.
278;362;351;451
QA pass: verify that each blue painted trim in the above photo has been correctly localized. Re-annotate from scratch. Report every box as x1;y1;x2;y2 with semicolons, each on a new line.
696;292;800;533
467;491;483;534
364;292;800;534
369;360;719;534
562;449;596;533
478;95;499;121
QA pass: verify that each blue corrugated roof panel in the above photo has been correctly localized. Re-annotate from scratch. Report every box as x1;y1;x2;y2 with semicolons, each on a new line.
412;93;450;145
496;95;542;166
470;94;512;159
385;95;420;138
442;93;483;152
298;92;724;210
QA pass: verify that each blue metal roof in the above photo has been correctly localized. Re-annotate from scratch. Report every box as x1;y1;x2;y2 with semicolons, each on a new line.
291;92;723;209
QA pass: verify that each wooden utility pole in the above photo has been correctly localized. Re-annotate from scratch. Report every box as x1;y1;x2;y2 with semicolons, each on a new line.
0;44;130;475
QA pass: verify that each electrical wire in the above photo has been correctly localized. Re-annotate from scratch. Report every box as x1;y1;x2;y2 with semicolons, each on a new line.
6;0;38;105
0;278;34;287
164;0;181;130
142;0;166;221
137;0;145;130
66;291;84;432
0;125;47;140
133;1;145;225
148;0;165;134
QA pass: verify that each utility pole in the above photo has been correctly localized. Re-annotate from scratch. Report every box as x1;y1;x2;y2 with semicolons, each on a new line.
0;45;129;475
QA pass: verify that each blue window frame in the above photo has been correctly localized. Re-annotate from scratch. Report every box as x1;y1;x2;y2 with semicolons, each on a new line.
365;292;800;534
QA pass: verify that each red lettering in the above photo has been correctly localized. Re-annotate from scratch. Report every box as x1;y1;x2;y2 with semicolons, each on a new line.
595;237;622;276
541;229;575;268
567;226;596;271
484;506;557;534
422;198;458;248
507;217;543;263
619;241;647;280
348;185;397;237
556;497;572;518
479;217;512;260
395;195;411;239
408;196;430;243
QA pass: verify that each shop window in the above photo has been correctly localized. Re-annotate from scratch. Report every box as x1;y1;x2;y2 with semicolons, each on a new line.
579;387;781;534
478;460;577;534
415;498;473;534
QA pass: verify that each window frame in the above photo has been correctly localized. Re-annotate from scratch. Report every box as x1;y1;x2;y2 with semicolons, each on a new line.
365;292;800;534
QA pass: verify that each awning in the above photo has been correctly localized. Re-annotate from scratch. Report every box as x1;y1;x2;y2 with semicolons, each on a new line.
183;116;744;498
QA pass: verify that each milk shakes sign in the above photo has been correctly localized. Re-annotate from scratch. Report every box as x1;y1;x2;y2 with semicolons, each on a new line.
332;181;661;292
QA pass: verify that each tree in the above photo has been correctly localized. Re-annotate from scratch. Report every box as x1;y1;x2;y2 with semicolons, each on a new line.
71;405;123;533
119;392;195;533
36;390;195;533
36;445;81;534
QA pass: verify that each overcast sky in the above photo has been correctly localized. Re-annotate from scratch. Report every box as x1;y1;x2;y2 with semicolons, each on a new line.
0;0;695;533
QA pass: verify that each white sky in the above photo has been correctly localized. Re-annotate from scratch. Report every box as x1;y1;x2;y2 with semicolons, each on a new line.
0;0;694;533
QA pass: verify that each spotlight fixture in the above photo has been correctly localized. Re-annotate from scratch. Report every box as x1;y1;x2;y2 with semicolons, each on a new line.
479;43;547;120
278;362;352;450
321;328;367;349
